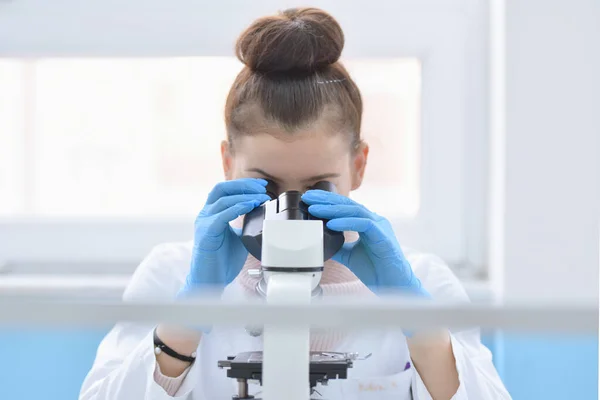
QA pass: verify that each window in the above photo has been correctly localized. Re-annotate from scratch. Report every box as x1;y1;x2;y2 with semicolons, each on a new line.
1;57;420;218
0;0;487;271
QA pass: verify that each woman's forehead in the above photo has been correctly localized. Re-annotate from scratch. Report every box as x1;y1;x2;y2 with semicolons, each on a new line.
236;133;348;161
235;134;350;182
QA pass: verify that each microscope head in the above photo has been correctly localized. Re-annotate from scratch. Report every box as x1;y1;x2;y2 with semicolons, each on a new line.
240;181;345;334
241;180;345;262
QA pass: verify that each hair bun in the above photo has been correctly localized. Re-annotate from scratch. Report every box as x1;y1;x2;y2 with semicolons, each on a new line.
236;8;345;74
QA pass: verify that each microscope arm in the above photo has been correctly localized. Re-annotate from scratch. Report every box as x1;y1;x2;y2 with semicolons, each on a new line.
261;219;324;400
263;274;313;400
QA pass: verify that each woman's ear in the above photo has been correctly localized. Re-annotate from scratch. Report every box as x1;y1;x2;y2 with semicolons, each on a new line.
351;141;369;191
221;140;234;180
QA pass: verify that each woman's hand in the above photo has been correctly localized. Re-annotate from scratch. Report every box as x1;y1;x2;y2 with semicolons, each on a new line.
178;178;271;297
159;180;268;370
302;190;428;296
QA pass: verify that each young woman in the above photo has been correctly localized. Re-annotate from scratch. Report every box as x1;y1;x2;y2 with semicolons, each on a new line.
81;8;509;400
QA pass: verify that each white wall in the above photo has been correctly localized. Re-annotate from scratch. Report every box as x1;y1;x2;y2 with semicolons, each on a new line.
0;0;487;269
463;0;490;274
491;0;600;302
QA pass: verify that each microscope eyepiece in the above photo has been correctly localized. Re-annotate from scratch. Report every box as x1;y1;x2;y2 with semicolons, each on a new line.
265;179;279;200
309;181;337;192
241;181;345;261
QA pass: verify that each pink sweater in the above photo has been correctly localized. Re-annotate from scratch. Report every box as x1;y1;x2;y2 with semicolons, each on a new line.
155;233;374;395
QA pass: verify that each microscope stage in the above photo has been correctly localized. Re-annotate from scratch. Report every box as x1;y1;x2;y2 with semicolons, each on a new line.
218;351;354;388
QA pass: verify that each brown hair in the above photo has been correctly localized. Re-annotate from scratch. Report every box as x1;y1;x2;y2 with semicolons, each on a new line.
224;8;363;151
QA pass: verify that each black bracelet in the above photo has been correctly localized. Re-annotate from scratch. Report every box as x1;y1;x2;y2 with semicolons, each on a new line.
153;327;197;363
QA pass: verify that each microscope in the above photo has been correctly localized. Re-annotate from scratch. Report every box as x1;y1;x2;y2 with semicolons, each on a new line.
217;181;358;400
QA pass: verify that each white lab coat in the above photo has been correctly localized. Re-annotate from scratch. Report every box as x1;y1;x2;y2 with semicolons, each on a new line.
80;241;510;399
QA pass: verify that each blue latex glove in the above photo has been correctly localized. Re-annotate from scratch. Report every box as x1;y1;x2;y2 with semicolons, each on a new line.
302;190;429;297
178;178;271;298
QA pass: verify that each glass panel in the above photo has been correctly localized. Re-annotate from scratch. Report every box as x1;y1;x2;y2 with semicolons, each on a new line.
30;57;240;217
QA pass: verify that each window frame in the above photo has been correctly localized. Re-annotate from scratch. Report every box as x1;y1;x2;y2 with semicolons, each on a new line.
0;0;488;273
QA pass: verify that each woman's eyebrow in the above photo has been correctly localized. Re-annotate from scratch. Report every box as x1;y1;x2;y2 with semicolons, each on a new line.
246;168;280;181
304;173;341;182
246;168;340;182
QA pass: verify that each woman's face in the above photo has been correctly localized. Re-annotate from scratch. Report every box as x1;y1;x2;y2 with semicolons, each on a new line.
221;128;368;196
